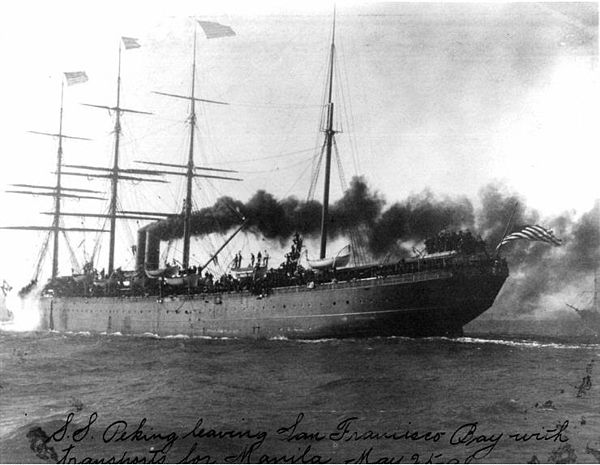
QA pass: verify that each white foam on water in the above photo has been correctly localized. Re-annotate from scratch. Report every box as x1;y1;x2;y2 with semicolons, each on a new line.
453;336;600;350
296;338;340;344
141;332;160;338
0;290;42;332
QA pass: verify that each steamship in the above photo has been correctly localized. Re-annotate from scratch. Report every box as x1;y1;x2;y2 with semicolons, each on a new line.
3;16;508;339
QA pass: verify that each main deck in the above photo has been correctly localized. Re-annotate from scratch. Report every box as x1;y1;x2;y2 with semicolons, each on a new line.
39;263;508;339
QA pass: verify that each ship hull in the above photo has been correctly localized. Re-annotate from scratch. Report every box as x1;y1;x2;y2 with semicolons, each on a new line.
38;268;507;339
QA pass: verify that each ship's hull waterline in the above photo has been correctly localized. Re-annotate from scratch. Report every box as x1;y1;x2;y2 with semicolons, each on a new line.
39;269;507;339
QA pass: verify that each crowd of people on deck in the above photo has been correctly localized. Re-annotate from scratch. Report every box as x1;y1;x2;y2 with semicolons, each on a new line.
232;250;270;269
42;229;495;298
424;230;486;255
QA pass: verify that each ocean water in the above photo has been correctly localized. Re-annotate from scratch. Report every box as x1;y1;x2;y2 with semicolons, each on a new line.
1;329;600;463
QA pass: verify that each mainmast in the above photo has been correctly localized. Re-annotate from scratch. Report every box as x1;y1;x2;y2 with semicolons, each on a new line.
319;9;337;259
182;33;198;269
108;42;124;275
148;20;240;271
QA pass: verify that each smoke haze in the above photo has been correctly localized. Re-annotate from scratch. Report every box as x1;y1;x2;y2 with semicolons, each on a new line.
147;176;598;317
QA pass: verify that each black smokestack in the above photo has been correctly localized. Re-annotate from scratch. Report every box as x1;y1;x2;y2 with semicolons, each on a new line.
145;229;161;270
135;229;147;272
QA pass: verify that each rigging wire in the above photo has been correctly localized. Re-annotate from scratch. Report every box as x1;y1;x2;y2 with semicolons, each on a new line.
336;44;361;176
208;146;320;165
61;229;81;273
237;155;316;175
284;156;320;197
32;231;52;282
307;141;326;201
333;137;367;265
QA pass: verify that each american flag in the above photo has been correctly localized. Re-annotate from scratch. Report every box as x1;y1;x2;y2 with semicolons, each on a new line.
122;37;141;49
197;21;236;39
64;71;88;86
497;225;563;250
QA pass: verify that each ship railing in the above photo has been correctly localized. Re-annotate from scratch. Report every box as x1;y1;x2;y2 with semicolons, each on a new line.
270;269;455;294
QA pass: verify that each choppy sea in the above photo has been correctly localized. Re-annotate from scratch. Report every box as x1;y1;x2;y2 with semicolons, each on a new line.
1;325;600;463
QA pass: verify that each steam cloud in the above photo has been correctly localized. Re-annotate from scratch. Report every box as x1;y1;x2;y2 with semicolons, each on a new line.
147;176;599;316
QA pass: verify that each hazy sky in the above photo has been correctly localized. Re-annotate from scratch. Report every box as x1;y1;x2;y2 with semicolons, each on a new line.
0;1;597;283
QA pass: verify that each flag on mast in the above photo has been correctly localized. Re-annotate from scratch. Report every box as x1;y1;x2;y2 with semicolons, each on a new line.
122;37;141;49
64;71;88;86
197;20;236;39
497;225;563;250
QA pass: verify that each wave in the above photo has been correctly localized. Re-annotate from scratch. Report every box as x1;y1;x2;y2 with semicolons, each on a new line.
451;336;600;350
5;326;599;349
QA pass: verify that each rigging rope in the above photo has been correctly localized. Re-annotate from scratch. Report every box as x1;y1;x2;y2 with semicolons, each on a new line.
333;138;368;265
307;142;326;201
61;230;81;273
32;231;52;282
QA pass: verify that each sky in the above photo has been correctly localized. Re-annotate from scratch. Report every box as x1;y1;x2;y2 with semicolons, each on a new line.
0;0;597;286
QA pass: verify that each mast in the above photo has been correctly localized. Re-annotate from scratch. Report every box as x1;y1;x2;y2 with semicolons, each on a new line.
319;9;336;259
77;38;152;275
52;83;65;279
148;20;240;271
182;32;198;269
108;42;123;275
3;78;94;280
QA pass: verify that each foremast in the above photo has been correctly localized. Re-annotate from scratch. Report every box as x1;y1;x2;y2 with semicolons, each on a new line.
52;83;65;279
319;9;337;259
2;76;102;281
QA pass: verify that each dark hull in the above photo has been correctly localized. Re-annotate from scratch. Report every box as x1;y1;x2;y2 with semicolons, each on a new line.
39;267;507;339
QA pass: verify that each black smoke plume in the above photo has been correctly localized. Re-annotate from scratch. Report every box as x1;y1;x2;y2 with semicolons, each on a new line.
150;176;384;243
146;176;599;316
476;183;600;316
368;190;474;255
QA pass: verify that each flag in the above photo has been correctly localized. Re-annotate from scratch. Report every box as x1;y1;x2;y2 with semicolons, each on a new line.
1;279;12;295
122;37;141;49
64;71;88;86
197;20;236;39
497;225;563;250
